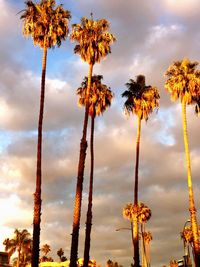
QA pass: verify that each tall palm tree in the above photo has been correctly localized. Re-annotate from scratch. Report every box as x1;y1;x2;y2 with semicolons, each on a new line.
70;16;116;266
20;2;71;267
3;229;31;267
122;75;159;267
165;58;200;265
77;75;113;267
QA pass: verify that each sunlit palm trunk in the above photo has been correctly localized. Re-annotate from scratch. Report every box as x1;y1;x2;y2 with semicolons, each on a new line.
32;43;47;267
17;247;21;267
146;243;150;267
181;100;200;266
141;225;147;267
70;63;93;267
133;117;141;267
83;115;95;267
131;221;134;262
141;227;145;267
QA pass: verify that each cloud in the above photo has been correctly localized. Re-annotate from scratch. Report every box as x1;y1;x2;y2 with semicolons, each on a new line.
1;0;200;267
163;0;200;17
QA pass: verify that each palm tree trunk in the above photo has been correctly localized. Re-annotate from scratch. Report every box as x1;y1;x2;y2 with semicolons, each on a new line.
83;115;95;267
70;63;93;267
134;116;141;204
131;221;135;265
133;116;141;267
133;214;140;267
181;100;200;266
17;248;21;267
31;44;47;267
141;225;145;267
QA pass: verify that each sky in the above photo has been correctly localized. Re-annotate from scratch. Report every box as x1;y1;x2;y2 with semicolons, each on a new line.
0;0;200;266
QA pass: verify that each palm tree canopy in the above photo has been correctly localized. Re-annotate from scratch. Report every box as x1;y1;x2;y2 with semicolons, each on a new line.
3;229;31;257
138;202;151;224
143;231;153;244
77;74;113;117
71;17;116;65
123;202;151;223
20;0;71;48
57;248;64;258
165;58;200;105
41;244;51;256
181;226;193;243
122;75;160;120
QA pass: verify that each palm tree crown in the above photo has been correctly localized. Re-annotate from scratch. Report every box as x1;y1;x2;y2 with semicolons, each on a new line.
165;58;200;104
77;74;113;117
123;202;151;223
20;0;71;48
3;229;32;267
122;75;160;120
71;17;116;65
41;244;51;256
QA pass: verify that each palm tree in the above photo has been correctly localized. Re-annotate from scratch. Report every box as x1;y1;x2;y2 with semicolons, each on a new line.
122;75;159;267
3;229;31;267
40;243;51;262
20;2;71;267
70;16;116;266
123;202;152;267
142;231;152;267
165;58;200;265
57;248;67;262
41;244;51;256
77;75;113;267
138;204;151;267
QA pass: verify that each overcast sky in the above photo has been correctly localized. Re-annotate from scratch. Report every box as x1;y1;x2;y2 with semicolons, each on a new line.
1;0;200;266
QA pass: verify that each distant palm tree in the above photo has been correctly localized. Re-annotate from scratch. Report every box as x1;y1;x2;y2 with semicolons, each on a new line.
123;202;152;267
142;231;152;267
77;75;113;267
70;16;116;266
3;229;31;267
41;244;51;256
20;1;71;266
122;75;159;267
57;248;64;261
165;58;200;265
40;243;52;262
138;203;151;267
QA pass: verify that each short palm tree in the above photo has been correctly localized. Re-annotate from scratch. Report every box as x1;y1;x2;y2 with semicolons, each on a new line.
165;58;200;265
138;203;151;267
70;16;116;266
20;1;71;267
122;75;159;267
123;202;151;267
3;229;31;267
142;231;152;267
41;244;51;257
40;243;51;262
57;248;66;262
77;75;113;267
